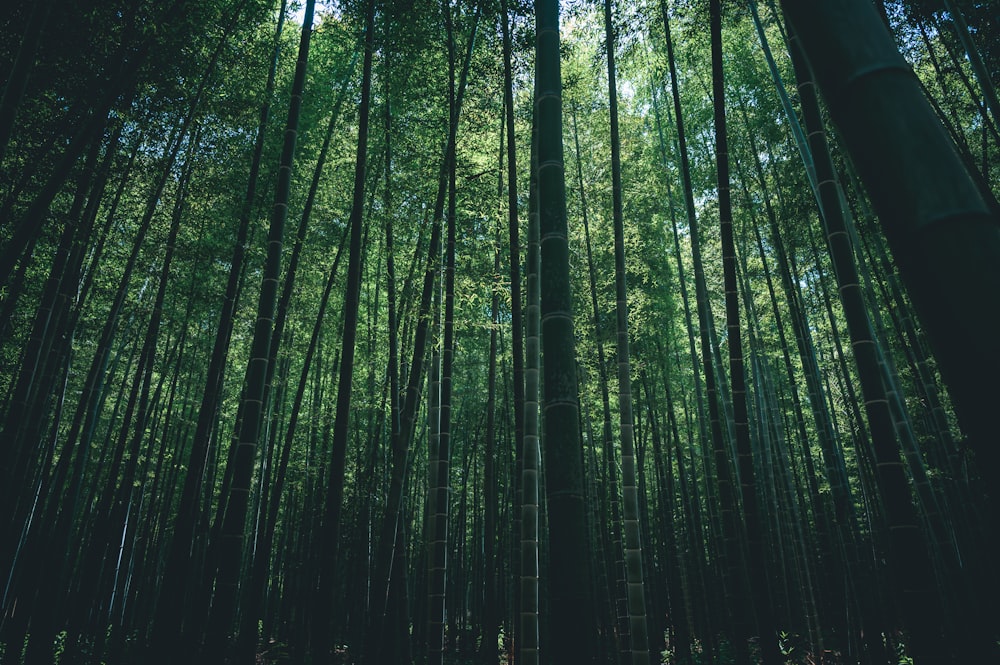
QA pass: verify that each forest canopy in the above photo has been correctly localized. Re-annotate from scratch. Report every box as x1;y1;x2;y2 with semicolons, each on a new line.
1;0;998;664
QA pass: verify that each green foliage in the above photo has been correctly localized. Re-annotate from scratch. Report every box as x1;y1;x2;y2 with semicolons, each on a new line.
1;0;997;662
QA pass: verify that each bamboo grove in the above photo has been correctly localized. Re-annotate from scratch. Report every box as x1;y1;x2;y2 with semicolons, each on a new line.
1;0;998;663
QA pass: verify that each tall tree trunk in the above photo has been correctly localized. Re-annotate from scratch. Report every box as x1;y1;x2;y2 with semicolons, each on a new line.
520;102;542;665
499;0;527;655
310;1;375;659
786;15;983;661
363;6;481;661
200;2;315;660
152;5;287;656
657;20;731;650
572;103;625;662
534;1;597;662
782;0;1000;573
480;206;501;664
427;4;460;659
601;1;650;661
708;3;780;663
